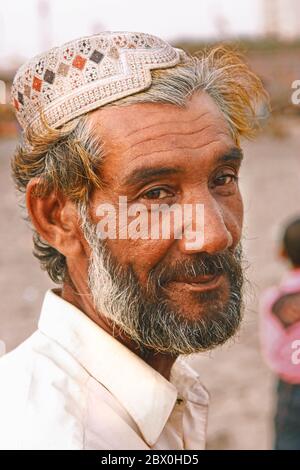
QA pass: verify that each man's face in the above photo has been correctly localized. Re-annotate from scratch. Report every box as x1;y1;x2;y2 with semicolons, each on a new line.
85;91;244;355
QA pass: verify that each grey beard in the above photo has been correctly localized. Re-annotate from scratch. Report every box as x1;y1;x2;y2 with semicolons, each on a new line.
81;215;244;357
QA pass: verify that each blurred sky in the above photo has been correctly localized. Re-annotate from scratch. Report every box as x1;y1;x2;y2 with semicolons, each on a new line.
0;0;263;62
0;0;299;68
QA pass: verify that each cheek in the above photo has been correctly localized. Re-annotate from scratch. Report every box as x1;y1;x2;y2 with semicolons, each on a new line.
223;192;244;243
89;193;173;284
105;238;173;284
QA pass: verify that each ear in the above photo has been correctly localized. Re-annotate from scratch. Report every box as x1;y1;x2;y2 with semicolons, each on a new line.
26;178;85;258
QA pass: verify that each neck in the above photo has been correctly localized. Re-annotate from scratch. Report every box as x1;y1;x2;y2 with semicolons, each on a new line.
61;281;177;381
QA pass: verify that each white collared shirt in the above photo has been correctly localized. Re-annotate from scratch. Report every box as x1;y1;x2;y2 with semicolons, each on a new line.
0;289;209;450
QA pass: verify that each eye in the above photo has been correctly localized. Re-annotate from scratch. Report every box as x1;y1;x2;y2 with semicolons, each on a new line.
214;173;238;187
142;187;174;200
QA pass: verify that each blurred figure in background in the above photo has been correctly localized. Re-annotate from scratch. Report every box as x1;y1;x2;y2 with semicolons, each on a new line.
260;218;300;450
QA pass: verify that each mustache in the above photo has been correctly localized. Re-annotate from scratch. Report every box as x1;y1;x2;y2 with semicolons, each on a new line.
147;247;243;290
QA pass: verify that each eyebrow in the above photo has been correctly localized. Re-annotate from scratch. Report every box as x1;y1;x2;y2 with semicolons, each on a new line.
218;147;244;163
121;147;243;187
121;166;184;187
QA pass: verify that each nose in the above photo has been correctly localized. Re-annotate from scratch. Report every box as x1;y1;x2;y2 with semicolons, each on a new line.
178;195;233;255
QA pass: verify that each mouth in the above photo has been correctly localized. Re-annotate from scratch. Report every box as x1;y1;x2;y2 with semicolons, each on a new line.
168;273;224;292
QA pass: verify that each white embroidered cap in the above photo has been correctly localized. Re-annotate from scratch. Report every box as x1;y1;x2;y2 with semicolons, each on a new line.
11;31;183;133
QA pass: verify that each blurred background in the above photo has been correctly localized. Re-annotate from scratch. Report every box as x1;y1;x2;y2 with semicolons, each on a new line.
1;0;300;450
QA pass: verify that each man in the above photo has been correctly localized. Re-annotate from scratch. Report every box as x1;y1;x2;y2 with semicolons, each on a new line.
0;31;267;449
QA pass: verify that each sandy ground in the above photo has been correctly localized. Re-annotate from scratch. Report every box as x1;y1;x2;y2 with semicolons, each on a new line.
0;122;300;449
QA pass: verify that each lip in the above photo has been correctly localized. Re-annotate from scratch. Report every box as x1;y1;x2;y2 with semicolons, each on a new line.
169;274;223;292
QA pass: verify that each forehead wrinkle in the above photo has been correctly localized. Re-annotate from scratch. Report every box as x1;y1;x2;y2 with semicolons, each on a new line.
123;121;228;156
126;136;232;163
123;110;212;139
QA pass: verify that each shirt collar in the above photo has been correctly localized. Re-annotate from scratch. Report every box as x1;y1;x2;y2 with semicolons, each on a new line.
38;289;182;446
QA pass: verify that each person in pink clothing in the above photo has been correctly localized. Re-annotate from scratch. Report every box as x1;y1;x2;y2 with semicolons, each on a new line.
260;218;300;450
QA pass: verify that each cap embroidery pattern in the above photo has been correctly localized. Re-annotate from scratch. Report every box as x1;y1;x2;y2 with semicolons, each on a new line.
11;31;182;133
